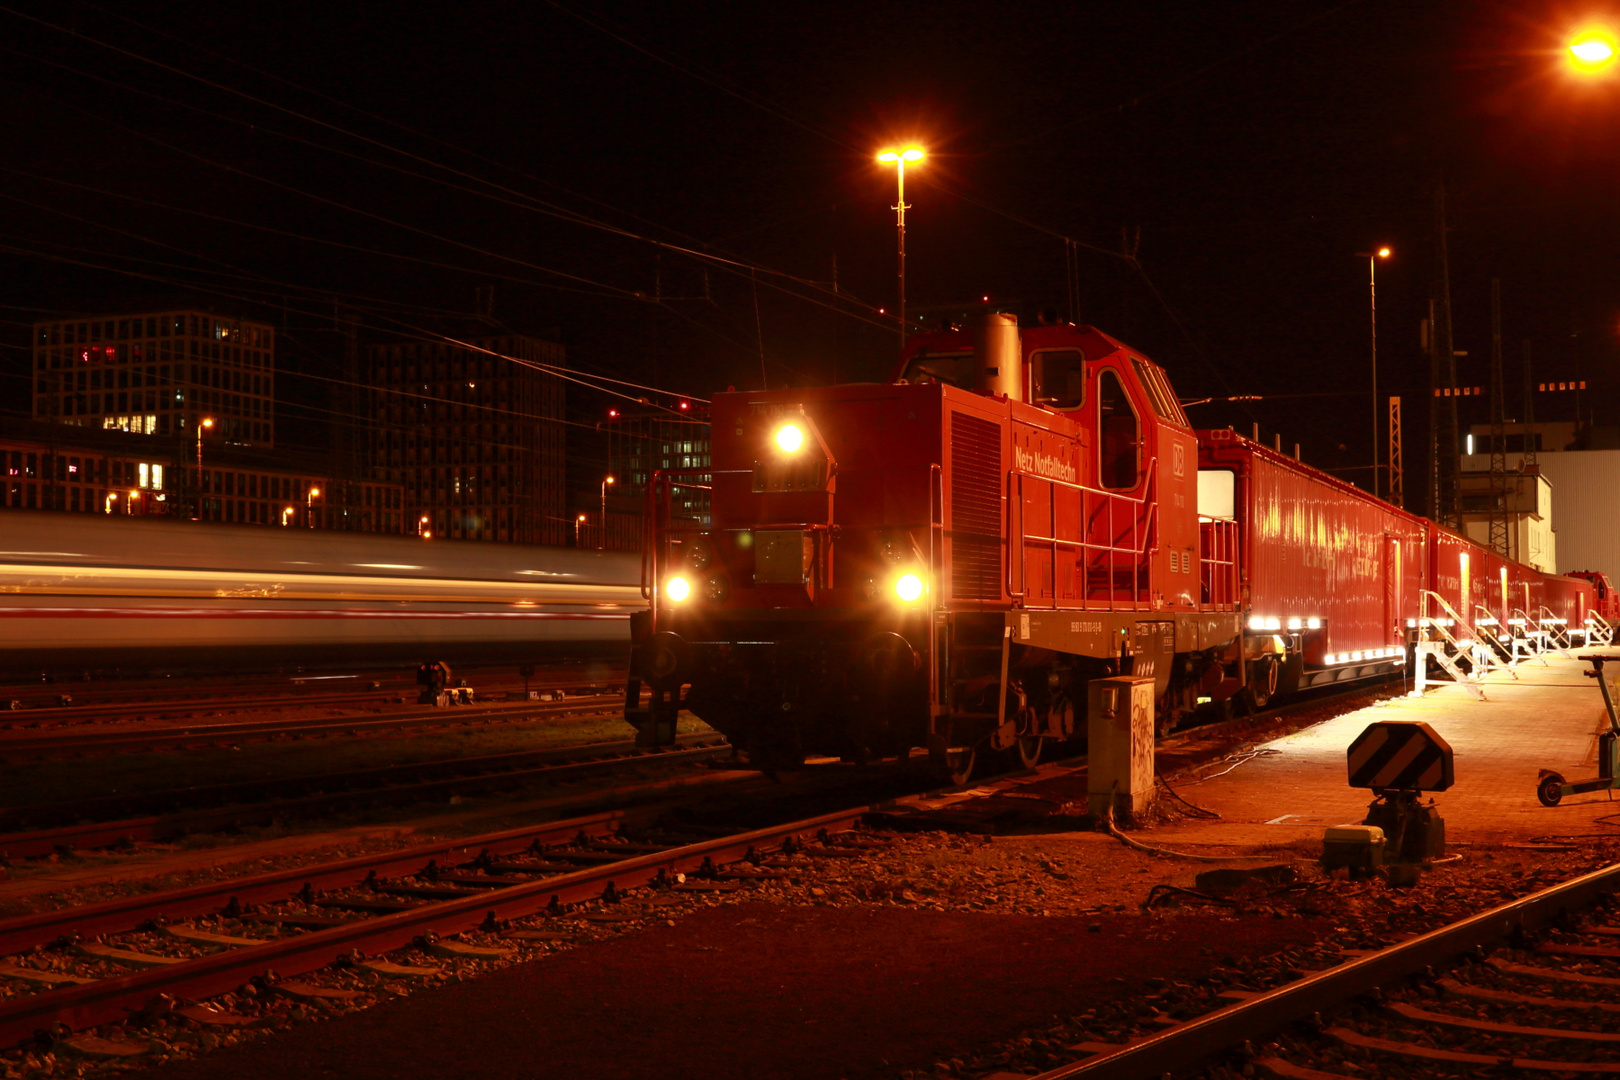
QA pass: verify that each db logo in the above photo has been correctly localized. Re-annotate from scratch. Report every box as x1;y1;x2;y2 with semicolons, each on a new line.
1172;442;1186;478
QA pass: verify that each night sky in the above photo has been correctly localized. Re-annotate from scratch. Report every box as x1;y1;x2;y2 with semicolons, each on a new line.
2;0;1617;500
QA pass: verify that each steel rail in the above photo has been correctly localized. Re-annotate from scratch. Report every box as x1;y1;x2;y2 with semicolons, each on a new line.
0;736;730;848
0;804;869;1048
0;806;643;957
1028;861;1620;1079
0;694;625;756
0;668;622;722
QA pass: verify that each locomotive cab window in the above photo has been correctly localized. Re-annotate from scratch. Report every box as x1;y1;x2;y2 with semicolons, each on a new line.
1098;369;1140;489
1031;349;1084;410
900;350;974;389
1131;356;1188;426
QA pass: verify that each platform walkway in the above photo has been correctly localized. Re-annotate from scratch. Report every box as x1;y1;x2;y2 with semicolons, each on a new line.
1150;650;1620;848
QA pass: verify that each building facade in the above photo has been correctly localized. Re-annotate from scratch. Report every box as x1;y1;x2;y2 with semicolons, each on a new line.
2;429;405;532
605;406;710;514
366;334;565;544
33;311;275;447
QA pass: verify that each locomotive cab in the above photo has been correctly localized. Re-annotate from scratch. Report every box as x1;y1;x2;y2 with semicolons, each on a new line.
625;313;1242;777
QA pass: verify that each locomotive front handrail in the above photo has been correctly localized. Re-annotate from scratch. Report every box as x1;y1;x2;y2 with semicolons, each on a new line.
644;467;738;615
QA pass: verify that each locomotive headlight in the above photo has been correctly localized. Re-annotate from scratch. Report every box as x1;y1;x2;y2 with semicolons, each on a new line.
665;575;692;602
705;574;730;603
895;573;925;603
775;423;805;453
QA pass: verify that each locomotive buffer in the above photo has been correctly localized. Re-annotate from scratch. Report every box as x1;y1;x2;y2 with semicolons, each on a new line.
1343;720;1452;865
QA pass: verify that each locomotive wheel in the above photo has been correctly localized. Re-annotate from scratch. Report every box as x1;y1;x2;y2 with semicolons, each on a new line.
1014;735;1042;770
932;747;976;786
1247;656;1280;710
1537;773;1566;807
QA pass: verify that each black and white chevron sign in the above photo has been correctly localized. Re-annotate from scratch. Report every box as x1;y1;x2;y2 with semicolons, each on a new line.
1347;721;1454;792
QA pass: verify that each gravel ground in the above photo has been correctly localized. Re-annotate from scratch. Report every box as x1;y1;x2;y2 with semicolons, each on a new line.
3;821;1618;1080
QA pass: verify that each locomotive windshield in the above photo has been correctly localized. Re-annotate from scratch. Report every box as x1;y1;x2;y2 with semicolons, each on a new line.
899;350;975;389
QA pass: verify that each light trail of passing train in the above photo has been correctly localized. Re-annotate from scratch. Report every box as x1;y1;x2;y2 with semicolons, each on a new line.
0;509;643;675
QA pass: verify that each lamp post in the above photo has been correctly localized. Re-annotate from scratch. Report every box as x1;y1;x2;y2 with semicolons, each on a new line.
282;507;295;527
104;492;117;514
600;475;615;550
128;490;140;516
418;514;431;539
306;486;321;529
876;145;925;349
194;417;214;520
1355;248;1391;497
575;513;587;547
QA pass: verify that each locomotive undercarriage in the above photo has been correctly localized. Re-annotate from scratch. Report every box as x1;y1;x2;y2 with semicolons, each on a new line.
627;607;1244;779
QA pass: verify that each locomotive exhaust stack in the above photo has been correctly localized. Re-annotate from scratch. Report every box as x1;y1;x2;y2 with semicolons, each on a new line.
974;312;1023;402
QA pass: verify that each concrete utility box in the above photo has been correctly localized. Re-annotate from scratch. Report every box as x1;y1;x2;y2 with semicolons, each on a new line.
1087;675;1156;819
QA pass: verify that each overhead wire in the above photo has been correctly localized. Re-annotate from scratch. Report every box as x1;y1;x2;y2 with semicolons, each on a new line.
0;17;902;339
4;237;699;412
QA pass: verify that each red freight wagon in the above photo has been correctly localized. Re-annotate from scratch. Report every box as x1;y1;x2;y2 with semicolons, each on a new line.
1197;428;1427;691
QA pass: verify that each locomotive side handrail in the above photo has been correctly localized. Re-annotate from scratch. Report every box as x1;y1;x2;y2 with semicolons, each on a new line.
1199;516;1239;612
1007;457;1158;611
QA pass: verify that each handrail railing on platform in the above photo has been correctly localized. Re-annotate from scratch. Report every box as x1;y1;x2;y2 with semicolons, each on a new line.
1537;605;1576;658
1588;611;1616;647
1508;607;1553;667
1412;590;1486;700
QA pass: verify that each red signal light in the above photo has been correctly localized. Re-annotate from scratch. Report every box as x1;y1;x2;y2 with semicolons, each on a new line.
678;401;689;411
608;409;619;418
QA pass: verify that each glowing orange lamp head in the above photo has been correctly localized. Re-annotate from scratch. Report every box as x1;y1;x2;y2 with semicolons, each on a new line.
876;146;925;165
1570;30;1617;73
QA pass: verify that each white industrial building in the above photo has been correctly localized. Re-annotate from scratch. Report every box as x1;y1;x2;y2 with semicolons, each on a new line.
1460;421;1620;581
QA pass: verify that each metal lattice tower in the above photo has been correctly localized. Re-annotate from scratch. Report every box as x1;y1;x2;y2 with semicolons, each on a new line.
1388;395;1403;508
1522;339;1538;473
1430;185;1461;530
1487;278;1510;557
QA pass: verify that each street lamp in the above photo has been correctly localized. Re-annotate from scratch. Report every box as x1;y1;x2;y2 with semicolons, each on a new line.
128;490;140;516
104;492;117;514
599;475;615;550
876;145;926;349
306;486;321;529
1570;29;1617;74
1355;248;1392;497
281;506;295;526
418;513;431;538
194;417;214;520
575;513;587;547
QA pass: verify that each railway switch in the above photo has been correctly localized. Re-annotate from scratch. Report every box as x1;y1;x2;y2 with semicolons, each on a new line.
1344;721;1452;865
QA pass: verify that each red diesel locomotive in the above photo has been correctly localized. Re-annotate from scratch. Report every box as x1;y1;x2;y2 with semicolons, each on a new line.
625;313;1603;778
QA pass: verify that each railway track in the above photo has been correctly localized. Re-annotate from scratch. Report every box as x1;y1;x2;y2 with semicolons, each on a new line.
0;693;626;757
0;796;879;1055
0;670;1390;848
998;864;1620;1078
0;664;623;720
0;732;733;849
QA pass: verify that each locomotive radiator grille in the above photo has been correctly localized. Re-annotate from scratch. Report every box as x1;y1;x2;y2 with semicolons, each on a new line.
949;412;1003;601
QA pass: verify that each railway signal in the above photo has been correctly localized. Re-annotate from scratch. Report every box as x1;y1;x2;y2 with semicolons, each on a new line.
1344;721;1451;866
